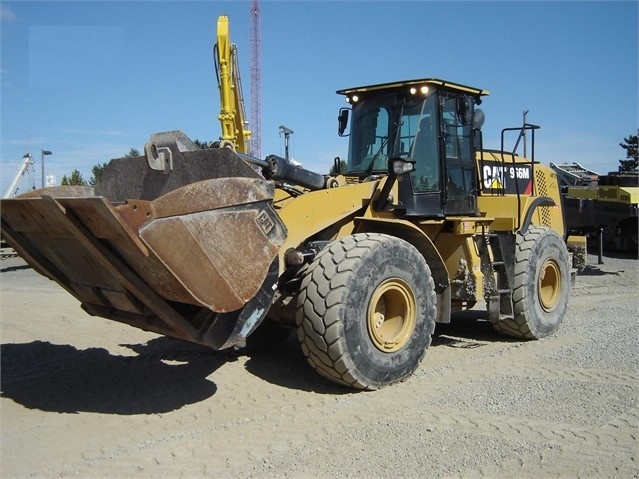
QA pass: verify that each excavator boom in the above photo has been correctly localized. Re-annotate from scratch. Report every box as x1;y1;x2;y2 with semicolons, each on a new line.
215;15;251;153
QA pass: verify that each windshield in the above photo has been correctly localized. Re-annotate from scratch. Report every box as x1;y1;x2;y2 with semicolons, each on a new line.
345;92;438;183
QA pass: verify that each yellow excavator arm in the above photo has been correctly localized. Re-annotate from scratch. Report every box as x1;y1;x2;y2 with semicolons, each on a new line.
215;15;251;154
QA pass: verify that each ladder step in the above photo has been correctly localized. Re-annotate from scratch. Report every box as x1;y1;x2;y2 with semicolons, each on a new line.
498;289;511;295
491;260;505;266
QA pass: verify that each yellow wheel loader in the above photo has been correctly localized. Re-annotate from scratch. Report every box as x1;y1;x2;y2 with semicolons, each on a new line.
1;77;576;390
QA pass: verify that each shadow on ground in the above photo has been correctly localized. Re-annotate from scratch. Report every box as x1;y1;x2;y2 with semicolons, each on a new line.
579;264;628;276
433;308;514;346
1;310;513;405
243;332;350;395
0;337;229;414
0;263;31;273
244;308;512;392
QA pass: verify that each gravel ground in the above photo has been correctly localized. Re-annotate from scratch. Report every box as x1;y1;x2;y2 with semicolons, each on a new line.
1;251;637;478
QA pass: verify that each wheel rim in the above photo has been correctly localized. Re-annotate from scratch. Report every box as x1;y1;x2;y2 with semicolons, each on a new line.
538;258;561;312
367;279;416;353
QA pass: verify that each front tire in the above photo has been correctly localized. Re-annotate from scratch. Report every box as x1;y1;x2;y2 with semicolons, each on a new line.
492;226;570;339
296;233;436;390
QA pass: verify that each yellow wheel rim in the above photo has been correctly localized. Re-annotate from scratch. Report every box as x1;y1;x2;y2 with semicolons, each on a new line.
538;258;561;311
367;279;416;353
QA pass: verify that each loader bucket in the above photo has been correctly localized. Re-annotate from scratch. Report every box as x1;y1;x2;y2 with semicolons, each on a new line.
0;140;287;350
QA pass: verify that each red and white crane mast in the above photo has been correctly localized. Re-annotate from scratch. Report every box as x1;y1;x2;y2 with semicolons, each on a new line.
249;0;262;159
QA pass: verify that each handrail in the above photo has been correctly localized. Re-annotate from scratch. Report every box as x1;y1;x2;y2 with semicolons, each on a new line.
500;123;540;230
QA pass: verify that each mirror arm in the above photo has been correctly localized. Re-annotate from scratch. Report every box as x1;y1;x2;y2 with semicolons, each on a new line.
373;157;413;211
374;170;398;211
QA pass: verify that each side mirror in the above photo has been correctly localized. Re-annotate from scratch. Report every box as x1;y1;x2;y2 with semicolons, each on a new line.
474;108;485;130
338;108;350;136
389;158;415;176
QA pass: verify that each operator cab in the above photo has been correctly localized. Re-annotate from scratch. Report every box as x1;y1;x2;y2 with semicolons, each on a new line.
337;78;488;218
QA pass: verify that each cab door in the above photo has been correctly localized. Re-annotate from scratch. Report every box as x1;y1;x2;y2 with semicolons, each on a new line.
440;96;479;216
398;93;445;218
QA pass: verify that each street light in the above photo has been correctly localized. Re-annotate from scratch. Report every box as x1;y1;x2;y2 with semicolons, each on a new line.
41;149;52;188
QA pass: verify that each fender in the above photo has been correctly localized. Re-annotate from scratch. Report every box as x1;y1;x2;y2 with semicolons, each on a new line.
519;196;556;234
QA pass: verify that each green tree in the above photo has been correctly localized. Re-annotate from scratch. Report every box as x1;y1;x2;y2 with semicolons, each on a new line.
60;169;87;186
193;139;213;149
618;133;638;171
329;159;347;176
89;162;108;187
125;148;140;157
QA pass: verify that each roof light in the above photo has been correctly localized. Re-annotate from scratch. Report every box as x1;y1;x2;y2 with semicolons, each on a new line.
351;95;359;103
410;85;429;96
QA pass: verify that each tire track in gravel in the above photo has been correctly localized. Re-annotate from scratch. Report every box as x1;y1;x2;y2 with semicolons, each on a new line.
3;256;637;479
26;397;329;478
331;378;638;456
497;361;637;385
8;321;635;474
48;400;637;479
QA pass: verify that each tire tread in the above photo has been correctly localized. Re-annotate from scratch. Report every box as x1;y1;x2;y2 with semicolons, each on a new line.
296;233;436;389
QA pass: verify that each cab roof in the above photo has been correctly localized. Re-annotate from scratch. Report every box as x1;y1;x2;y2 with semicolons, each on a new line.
336;78;489;97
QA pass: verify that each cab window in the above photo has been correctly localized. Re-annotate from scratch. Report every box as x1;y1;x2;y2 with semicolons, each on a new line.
441;96;475;200
346;98;391;174
408;93;439;193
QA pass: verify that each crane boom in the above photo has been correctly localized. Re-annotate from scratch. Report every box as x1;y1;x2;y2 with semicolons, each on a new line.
3;154;35;198
214;15;251;154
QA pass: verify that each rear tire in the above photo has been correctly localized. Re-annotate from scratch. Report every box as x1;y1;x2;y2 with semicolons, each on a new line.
296;233;436;390
492;226;570;339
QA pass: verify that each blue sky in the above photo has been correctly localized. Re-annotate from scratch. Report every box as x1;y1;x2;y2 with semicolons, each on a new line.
1;0;637;195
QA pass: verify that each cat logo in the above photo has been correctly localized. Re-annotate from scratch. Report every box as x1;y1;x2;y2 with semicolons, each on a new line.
482;163;531;192
483;164;507;190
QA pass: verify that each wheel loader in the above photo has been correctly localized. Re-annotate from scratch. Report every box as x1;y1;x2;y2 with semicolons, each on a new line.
0;76;578;390
0;20;577;391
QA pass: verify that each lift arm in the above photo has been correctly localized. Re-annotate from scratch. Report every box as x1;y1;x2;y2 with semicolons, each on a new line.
215;16;251;154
